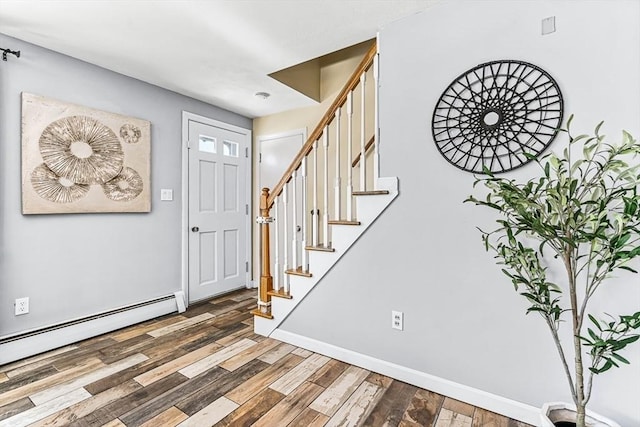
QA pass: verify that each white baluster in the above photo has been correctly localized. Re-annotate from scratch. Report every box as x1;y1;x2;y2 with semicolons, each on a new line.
373;53;380;188
313;140;319;247
323;127;330;247
346;92;353;221
301;157;309;271
282;183;289;293
291;170;298;272
360;72;367;192
273;194;280;292
334;108;341;220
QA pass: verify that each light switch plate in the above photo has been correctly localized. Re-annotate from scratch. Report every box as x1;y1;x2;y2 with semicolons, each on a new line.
160;189;173;201
542;16;556;35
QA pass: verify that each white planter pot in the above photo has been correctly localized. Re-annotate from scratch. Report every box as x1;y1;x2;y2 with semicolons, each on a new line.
540;402;621;427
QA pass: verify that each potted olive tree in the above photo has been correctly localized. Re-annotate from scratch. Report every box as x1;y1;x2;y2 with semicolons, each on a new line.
466;117;640;427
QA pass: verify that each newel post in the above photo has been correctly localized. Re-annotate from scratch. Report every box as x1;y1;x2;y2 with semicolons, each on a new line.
253;187;274;318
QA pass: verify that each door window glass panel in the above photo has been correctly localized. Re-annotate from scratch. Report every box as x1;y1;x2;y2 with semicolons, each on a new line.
199;135;216;153
223;140;239;157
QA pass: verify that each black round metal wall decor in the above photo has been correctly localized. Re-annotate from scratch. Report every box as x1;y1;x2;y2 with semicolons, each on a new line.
431;60;563;174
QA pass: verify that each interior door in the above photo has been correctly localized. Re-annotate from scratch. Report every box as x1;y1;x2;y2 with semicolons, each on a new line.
259;130;305;190
188;119;249;302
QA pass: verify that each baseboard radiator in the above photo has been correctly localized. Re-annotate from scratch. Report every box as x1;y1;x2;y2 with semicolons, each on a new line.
0;294;177;364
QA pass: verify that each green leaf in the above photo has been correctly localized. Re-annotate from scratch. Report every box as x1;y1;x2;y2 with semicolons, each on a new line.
570;179;578;196
606;357;620;368
583;143;597;160
618;265;639;273
579;335;594;345
624;198;638;216
597;359;614;374
594;121;604;135
481;165;494;177
589;314;602;331
571;134;589;143
618;335;640;346
613;232;631;248
526;307;547;315
501;269;514;279
611;353;630;364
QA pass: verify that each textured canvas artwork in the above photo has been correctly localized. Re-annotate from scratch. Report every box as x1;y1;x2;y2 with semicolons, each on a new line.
22;93;151;214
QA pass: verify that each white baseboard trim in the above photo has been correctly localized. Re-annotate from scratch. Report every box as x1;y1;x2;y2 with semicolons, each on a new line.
270;329;540;426
0;297;178;365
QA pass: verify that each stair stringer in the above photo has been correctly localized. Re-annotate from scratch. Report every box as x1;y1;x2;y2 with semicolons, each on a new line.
255;176;399;337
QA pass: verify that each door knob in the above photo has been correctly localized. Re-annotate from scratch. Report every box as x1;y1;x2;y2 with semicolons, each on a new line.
191;226;199;232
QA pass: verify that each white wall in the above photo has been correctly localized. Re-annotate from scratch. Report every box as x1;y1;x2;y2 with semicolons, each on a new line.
279;1;640;424
0;34;251;339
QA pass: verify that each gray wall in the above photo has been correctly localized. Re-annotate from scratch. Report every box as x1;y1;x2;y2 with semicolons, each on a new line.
0;34;251;337
280;1;640;424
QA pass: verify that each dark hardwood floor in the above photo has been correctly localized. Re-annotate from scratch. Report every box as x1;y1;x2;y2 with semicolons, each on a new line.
0;289;532;427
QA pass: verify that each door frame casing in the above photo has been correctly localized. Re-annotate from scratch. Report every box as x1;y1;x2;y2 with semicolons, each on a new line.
181;111;253;306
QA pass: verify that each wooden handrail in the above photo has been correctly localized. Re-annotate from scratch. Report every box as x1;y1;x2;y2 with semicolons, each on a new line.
267;41;377;208
351;135;375;168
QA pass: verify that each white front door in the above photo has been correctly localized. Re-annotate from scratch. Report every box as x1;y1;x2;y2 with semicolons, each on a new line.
187;117;250;302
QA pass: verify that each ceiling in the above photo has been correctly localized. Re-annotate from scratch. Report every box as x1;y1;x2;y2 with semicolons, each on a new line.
0;0;437;118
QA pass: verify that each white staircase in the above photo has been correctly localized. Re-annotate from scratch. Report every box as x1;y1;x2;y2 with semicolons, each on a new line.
252;41;398;337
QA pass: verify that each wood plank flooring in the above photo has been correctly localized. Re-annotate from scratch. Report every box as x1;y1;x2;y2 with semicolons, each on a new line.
0;289;533;427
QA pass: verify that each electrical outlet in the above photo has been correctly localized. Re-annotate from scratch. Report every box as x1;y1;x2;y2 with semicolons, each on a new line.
15;297;29;315
392;310;403;331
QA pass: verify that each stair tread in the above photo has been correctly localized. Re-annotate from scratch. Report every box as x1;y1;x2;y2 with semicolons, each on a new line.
268;289;293;299
250;308;273;319
285;266;313;277
305;245;335;252
353;190;390;196
328;220;361;226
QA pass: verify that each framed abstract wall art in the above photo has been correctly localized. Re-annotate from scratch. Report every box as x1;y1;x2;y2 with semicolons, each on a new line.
21;93;151;214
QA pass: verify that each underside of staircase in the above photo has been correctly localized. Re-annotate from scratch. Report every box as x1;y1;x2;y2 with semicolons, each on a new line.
254;177;398;336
